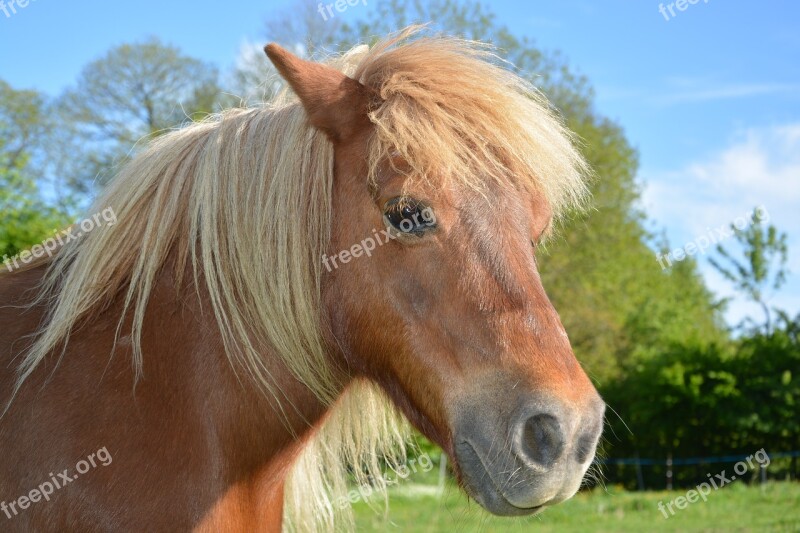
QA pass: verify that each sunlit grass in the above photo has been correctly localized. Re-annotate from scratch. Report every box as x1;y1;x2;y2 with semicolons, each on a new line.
353;478;800;532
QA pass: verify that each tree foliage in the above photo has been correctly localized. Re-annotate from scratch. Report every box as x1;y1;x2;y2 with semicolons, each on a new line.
0;81;71;259
57;37;223;192
710;207;789;333
603;313;800;486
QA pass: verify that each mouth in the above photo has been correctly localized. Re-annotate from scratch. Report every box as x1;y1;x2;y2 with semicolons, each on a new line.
455;441;547;517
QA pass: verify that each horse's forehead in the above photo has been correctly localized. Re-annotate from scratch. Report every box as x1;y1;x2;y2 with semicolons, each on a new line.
452;184;550;307
460;183;552;241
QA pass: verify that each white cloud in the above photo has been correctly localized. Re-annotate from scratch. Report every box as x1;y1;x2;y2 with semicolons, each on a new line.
641;124;800;327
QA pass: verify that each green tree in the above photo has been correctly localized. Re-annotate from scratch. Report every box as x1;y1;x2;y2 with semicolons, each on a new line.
0;81;70;260
57;37;224;192
709;207;789;334
603;318;800;487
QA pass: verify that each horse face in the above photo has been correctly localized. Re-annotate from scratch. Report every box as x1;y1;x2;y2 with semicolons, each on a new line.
267;44;604;516
329;165;604;515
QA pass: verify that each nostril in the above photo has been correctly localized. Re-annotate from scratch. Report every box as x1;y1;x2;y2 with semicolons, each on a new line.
575;400;605;464
517;413;565;469
575;432;597;464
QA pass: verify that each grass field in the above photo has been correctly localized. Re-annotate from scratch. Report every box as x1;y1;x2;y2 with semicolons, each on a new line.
352;478;800;532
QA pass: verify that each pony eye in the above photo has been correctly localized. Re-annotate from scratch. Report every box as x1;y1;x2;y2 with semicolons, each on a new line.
383;197;436;235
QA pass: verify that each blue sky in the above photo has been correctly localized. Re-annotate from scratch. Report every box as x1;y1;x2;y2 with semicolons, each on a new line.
1;0;798;327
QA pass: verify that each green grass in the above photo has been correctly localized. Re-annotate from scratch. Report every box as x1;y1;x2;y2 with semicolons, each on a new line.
352;479;800;532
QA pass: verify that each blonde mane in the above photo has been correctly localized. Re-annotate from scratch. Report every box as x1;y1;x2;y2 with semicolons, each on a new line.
12;29;589;532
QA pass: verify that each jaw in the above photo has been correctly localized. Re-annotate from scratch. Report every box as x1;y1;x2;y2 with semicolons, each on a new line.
369;370;456;458
349;350;598;516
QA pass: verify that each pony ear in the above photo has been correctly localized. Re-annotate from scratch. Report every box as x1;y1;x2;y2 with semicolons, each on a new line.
264;44;373;142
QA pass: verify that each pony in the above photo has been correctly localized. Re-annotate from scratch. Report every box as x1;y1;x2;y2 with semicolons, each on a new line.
0;28;605;531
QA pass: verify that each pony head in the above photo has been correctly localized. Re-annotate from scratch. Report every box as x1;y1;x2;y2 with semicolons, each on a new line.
267;32;604;516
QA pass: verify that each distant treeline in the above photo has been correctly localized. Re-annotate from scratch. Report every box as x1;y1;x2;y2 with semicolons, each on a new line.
601;316;800;488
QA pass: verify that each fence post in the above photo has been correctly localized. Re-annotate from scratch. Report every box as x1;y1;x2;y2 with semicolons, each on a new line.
634;451;645;491
666;452;673;491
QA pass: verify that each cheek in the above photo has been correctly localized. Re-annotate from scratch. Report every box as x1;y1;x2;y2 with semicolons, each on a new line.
322;242;400;368
326;230;385;273
373;226;477;332
389;271;438;320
